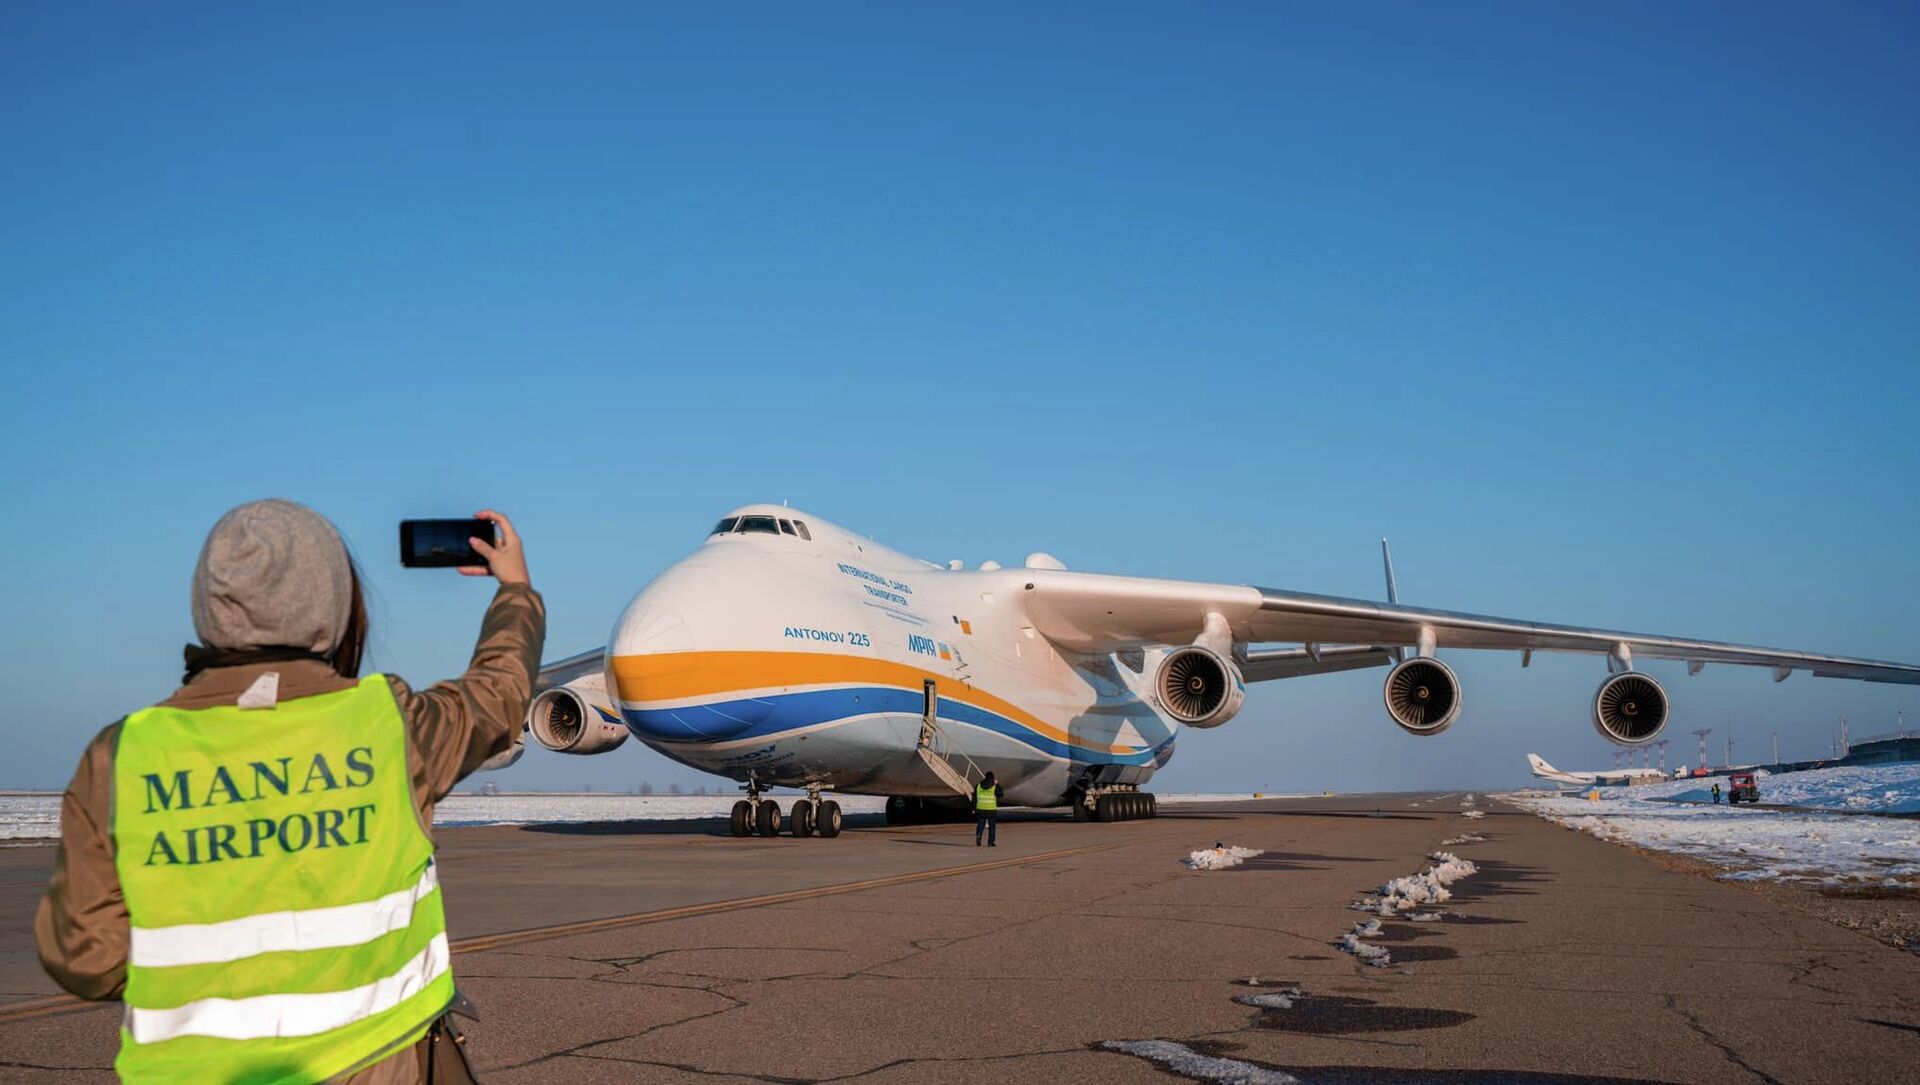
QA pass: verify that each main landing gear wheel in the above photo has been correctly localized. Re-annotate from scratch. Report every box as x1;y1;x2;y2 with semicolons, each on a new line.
816;800;843;838
790;799;815;838
730;800;753;837
1095;792;1156;822
755;800;782;838
1072;796;1093;821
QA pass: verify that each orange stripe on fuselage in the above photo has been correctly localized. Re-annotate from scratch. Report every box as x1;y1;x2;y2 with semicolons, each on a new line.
609;650;1136;755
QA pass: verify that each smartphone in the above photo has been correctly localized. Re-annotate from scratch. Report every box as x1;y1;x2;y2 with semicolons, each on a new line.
399;519;495;568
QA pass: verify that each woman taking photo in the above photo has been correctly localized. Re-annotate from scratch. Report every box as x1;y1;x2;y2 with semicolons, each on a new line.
36;499;544;1084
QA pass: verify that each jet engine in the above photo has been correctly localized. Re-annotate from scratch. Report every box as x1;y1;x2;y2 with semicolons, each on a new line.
1591;672;1668;746
1154;646;1245;728
1382;657;1461;735
527;683;630;755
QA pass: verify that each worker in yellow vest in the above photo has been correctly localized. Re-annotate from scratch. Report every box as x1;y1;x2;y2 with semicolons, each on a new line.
36;500;544;1084
974;772;1003;847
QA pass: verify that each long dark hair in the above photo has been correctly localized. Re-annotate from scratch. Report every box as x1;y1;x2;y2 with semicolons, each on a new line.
333;561;368;679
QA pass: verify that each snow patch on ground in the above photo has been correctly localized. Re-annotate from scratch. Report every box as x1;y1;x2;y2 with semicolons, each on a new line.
1357;852;1479;914
1407;911;1445;922
1352;918;1382;937
1503;772;1920;885
1461;809;1486;819
1100;1040;1302;1084
1233;992;1298;1010
1338;932;1392;966
1440;832;1487;845
1184;845;1263;871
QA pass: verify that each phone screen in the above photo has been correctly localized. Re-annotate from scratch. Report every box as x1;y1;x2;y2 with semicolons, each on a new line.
399;519;495;568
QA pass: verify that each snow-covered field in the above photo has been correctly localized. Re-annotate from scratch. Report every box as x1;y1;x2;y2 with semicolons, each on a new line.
1626;762;1920;815
0;791;1283;841
1503;763;1920;886
0;796;61;841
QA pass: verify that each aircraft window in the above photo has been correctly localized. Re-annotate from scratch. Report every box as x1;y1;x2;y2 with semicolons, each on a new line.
710;517;739;536
737;515;780;535
792;520;812;540
778;519;797;535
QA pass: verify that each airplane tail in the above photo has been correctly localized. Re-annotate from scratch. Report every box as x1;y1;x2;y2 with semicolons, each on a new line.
1527;753;1554;775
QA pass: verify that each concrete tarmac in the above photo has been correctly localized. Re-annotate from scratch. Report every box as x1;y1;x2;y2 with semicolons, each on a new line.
2;795;1916;1083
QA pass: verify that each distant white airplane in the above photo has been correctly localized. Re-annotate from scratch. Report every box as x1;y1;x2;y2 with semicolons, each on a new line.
490;504;1920;837
1526;753;1668;788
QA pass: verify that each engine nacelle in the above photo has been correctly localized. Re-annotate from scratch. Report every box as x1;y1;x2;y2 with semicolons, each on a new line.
527;683;630;755
1154;646;1245;727
1592;672;1668;746
1383;657;1461;735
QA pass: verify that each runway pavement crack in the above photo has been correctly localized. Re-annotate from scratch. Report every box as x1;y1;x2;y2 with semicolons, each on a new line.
563;1050;812;1083
1664;994;1785;1085
489;983;756;1074
809;1043;1096;1082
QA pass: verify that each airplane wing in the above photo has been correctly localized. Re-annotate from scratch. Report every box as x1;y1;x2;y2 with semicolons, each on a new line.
1019;569;1920;685
537;647;606;687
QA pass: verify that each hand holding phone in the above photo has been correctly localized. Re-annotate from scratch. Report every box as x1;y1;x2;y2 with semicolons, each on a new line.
461;510;529;585
399;511;529;585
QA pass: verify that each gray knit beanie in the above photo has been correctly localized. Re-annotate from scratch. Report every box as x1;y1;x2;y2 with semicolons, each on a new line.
191;499;354;655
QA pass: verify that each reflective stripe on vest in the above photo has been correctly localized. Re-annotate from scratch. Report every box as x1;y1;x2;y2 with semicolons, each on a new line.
112;676;453;1084
974;785;997;811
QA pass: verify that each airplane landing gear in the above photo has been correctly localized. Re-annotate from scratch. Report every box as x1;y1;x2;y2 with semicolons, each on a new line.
1087;788;1156;822
730;779;843;839
731;775;783;838
755;799;782;837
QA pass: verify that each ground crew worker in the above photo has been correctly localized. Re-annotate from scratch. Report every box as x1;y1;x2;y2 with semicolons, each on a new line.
974;772;1003;847
36;500;543;1084
1711;783;1722;804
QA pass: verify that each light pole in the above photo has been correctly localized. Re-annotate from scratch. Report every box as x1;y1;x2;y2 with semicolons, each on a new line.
1691;728;1713;771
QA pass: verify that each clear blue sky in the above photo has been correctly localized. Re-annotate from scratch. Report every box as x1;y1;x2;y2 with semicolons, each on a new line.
3;3;1916;793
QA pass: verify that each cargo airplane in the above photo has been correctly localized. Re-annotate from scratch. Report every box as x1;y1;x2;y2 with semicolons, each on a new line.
1526;753;1668;788
488;504;1920;837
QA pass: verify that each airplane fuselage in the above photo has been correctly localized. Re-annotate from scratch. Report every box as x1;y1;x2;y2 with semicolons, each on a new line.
601;507;1177;807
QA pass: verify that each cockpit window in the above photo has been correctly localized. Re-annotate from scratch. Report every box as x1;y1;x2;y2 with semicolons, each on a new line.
736;515;780;534
778;519;797;535
710;517;739;536
792;520;812;540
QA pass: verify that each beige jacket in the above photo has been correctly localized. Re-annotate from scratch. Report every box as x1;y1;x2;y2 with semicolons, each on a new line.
36;582;546;1083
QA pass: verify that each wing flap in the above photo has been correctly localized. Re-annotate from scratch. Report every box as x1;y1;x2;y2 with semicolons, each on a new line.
1239;645;1397;682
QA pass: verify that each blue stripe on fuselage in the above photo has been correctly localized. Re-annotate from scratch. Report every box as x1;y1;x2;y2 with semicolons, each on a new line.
621;686;1166;766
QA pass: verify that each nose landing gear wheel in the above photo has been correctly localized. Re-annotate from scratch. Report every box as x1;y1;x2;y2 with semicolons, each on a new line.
730;800;753;837
790;799;815;837
755;800;782;838
816;800;843;837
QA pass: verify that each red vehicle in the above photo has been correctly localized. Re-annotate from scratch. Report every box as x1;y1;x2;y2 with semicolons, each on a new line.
1727;772;1760;804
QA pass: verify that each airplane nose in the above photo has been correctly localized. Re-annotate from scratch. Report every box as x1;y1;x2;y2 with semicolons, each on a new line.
610;601;767;741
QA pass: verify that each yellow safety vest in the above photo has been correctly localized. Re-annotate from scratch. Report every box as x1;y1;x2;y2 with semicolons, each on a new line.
112;675;453;1084
974;784;997;812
